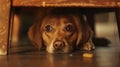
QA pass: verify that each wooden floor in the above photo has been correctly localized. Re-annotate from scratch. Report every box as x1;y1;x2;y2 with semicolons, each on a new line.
0;46;120;67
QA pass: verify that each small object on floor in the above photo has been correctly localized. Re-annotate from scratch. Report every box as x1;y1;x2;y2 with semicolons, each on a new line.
69;54;73;56
83;53;93;58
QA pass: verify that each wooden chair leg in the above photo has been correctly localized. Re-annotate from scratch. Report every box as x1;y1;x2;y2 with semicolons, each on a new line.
115;8;120;40
0;0;11;55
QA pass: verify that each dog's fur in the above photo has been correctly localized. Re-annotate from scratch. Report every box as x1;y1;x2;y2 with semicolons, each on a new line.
28;12;95;53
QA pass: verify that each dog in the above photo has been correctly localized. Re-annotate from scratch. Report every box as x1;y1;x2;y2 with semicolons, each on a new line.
28;12;95;53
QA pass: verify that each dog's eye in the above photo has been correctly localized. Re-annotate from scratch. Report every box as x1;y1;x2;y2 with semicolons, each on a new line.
65;25;73;32
45;25;53;32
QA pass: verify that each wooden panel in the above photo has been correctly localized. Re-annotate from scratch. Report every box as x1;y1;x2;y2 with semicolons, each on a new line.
13;0;120;7
0;0;11;55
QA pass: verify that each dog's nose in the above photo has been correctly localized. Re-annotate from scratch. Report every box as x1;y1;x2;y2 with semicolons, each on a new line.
53;40;65;49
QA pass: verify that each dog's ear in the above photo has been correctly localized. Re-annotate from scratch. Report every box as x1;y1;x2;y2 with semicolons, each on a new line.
28;22;42;49
80;23;93;44
76;15;93;46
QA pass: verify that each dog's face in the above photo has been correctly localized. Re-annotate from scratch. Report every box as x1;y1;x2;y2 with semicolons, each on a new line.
41;15;79;53
28;14;94;54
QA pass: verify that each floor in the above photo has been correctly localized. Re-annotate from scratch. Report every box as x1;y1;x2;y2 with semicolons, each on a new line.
0;47;120;67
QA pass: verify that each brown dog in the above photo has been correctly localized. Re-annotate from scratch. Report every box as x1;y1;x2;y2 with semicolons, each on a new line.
28;13;95;53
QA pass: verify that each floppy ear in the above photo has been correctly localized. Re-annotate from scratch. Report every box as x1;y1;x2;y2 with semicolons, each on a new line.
28;22;42;49
81;22;93;44
76;15;93;46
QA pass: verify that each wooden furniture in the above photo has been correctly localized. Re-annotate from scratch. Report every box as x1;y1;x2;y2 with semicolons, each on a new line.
0;0;120;55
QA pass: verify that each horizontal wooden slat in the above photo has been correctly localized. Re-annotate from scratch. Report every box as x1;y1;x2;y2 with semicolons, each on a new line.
13;0;120;7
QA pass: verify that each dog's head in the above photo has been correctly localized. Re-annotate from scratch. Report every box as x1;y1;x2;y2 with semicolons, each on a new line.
28;14;92;53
